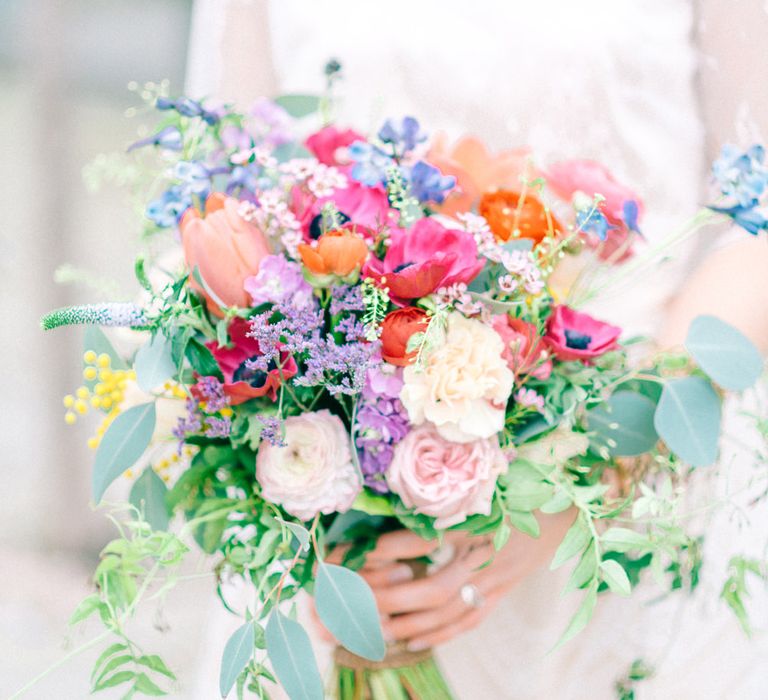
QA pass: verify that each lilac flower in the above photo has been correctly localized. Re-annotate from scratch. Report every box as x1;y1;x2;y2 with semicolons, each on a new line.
146;186;191;227
127;126;182;153
406;161;456;204
378;116;426;154
712;144;768;208
244;255;313;309
348;141;393;186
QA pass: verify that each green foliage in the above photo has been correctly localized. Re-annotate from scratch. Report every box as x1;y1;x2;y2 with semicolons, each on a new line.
93;402;157;503
273;94;322;117
220;621;256;698
614;659;654;700
265;612;324;700
587;391;659;457
654;377;721;467
315;562;386;661
135;332;176;392
720;555;768;635
685;315;763;391
129;468;170;531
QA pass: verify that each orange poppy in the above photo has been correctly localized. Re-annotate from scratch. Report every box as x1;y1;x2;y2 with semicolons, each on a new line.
298;229;368;277
479;190;562;244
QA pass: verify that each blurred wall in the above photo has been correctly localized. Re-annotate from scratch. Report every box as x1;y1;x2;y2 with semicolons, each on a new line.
0;0;192;556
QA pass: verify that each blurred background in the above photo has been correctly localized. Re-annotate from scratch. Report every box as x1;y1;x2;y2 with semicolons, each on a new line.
0;1;222;697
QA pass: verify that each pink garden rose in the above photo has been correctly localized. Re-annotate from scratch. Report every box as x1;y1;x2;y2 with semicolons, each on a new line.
363;218;484;305
256;410;361;520
386;424;507;528
545;305;622;362
305;125;365;166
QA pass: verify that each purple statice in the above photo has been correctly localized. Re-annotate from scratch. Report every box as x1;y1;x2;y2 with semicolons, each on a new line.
295;337;375;396
335;315;367;342
194;375;229;412
354;362;410;492
244;255;313;309
173;398;204;451
204;416;232;438
255;415;286;447
330;284;365;315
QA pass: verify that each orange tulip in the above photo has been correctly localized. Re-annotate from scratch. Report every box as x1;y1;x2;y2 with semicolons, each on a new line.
180;193;270;315
479;190;562;245
427;133;531;215
298;229;368;278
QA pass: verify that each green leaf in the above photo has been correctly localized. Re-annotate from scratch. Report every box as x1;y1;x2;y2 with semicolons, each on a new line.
502;461;553;511
507;509;540;537
540;490;573;514
84;326;128;369
551;516;591;570
315;562;386;661
685;314;763;391
135;655;175;680
601;527;649;553
94;655;133;685
69;594;103;626
185;337;222;378
352;491;396;517
219;621;255;698
93;402;156;503
94;670;135;691
600;559;632;596
554;582;598;649
654;377;721;467
129;467;170;531
587;391;659;456
135;333;176;392
493;520;512;550
274;94;321;117
564;541;598;592
277;518;310;552
133;673;166;696
90;643;128;682
265;612;323;700
134;255;153;292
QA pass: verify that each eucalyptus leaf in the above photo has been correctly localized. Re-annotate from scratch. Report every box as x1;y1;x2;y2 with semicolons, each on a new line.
587;391;659;456
653;377;721;467
219;621;255;698
93;402;156;503
129;467;170;531
315;562;386;661
274;94;322;117
600;559;632;596
265;612;323;700
685;314;763;391
276;518;310;552
135;333;176;392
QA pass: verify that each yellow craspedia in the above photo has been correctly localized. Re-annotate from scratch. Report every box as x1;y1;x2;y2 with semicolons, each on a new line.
99;369;113;382
76;386;90;399
90;397;101;409
74;399;88;415
101;397;113;410
83;367;98;381
97;353;111;368
84;350;98;364
65;412;76;425
63;394;75;408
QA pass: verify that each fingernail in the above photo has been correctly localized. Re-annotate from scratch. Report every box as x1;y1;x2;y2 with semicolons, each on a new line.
387;565;414;584
406;640;429;652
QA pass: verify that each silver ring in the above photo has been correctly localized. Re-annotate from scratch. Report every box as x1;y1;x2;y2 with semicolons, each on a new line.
460;583;485;609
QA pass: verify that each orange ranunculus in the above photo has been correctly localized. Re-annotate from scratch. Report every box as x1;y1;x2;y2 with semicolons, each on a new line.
298;229;368;278
180;193;270;315
479;190;562;244
427;133;531;215
380;307;429;367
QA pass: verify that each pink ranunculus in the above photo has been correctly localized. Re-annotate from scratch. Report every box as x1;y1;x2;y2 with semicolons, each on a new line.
180;193;271;315
292;180;399;240
491;315;552;379
256;410;361;520
305;126;365;166
386;425;507;528
546;160;644;228
363;218;484;304
545;305;622;362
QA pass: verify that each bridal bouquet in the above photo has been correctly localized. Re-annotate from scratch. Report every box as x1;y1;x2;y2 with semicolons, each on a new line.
37;86;765;700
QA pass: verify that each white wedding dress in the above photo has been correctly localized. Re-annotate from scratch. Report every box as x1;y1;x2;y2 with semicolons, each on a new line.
186;2;768;697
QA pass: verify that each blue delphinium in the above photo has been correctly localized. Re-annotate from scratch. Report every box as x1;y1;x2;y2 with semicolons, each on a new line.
156;96;223;126
406;161;456;204
146;186;192;227
710;144;768;235
576;207;613;240
127;125;182;153
348;141;393;186
378;116;426;155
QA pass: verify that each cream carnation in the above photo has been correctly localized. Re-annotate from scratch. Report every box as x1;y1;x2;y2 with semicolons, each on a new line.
400;313;514;442
256;410;360;520
387;424;508;528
